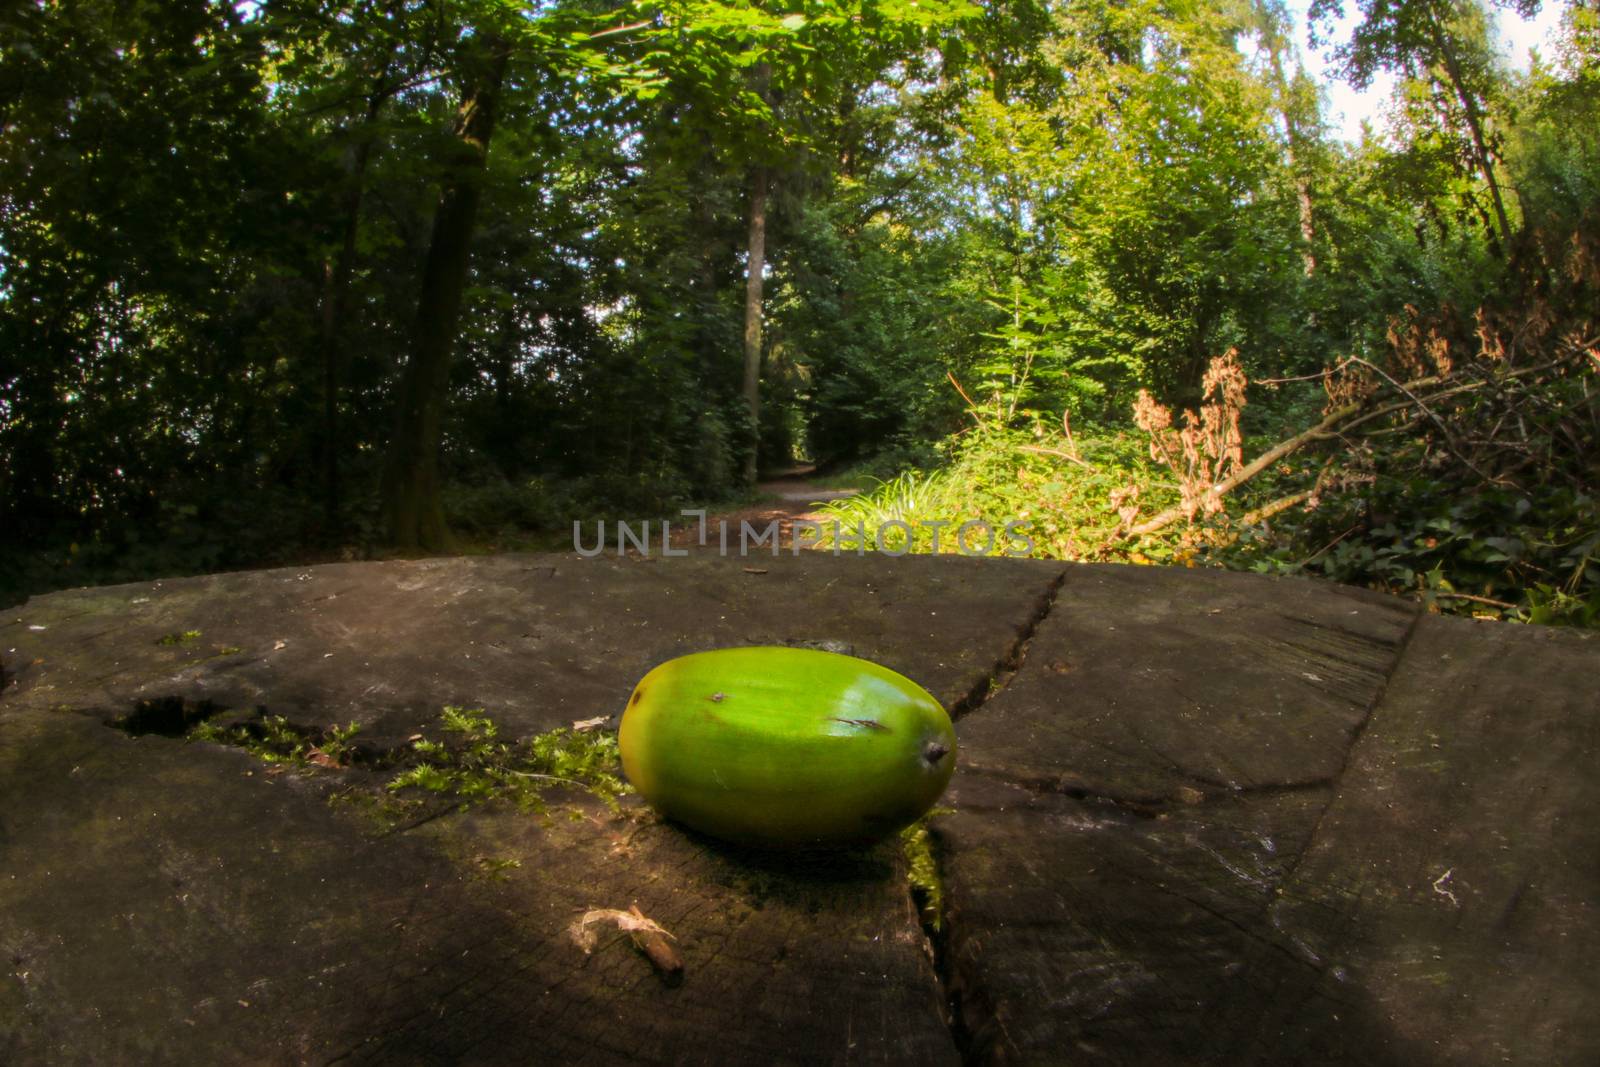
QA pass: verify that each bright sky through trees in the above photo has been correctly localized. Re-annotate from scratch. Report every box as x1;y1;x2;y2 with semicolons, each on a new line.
1288;0;1565;140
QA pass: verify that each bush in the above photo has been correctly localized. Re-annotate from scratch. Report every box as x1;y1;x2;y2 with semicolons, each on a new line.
817;417;1176;558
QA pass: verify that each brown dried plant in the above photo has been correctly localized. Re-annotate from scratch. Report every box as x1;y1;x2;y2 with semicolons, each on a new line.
1322;360;1376;413
1385;303;1455;380
1130;349;1250;522
1474;306;1506;362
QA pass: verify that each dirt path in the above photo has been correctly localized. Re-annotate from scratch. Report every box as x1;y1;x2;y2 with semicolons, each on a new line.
673;466;859;550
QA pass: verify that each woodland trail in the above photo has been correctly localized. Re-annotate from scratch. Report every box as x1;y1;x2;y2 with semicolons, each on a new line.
674;465;858;550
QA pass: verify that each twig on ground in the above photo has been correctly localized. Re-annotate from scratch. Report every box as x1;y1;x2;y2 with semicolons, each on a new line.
1062;408;1080;460
1300;523;1362;565
1430;591;1519;610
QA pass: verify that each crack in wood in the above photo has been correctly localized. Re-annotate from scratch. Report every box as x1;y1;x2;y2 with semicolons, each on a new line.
963;761;1340;819
1271;604;1425;895
934;601;1426;1063
947;567;1069;722
905;823;974;1065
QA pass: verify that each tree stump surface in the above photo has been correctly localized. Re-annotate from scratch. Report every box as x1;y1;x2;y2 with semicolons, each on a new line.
1;555;1595;1064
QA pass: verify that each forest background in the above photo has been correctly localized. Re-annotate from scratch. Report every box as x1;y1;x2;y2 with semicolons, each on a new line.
1;0;1596;624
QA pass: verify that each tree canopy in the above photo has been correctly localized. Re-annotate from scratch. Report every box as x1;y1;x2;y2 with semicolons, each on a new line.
2;0;1596;621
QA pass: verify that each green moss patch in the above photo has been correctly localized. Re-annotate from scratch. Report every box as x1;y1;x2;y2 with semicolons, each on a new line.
182;703;629;827
901;809;951;932
386;705;628;812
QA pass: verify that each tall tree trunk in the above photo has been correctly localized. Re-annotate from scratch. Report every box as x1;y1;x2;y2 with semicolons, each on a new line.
1431;26;1513;250
741;164;768;485
381;34;510;550
1262;36;1316;277
1296;176;1316;275
692;131;724;377
740;62;773;485
1454;80;1513;249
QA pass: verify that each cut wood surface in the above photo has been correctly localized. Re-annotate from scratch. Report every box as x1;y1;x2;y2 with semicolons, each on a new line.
1;554;1595;1064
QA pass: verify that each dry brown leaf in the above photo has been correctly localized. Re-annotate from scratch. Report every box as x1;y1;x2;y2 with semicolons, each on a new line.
569;906;684;982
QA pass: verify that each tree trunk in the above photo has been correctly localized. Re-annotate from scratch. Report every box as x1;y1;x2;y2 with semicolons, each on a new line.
381;34;510;550
1454;79;1513;249
1263;38;1316;277
741;164;768;485
1296;176;1316;275
1432;27;1513;249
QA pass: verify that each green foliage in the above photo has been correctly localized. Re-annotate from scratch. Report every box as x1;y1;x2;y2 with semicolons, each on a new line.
1220;479;1599;622
1505;9;1600;235
818;470;953;549
441;479;564;543
2;0;1595;642
818;418;1174;559
470;855;524;882
186;703;629;814
320;722;364;764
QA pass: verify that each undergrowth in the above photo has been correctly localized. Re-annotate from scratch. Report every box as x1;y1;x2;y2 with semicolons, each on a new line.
821;330;1596;625
816;421;1174;558
188;714;360;765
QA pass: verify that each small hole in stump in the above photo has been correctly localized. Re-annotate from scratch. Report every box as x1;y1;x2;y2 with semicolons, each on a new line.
111;697;223;738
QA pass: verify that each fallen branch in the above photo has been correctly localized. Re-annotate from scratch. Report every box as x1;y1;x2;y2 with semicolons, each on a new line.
1239;490;1312;526
1109;355;1577;546
1347;357;1495;483
1254;358;1355;386
947;371;979;421
1197;490;1316;554
1117;397;1366;540
1062;408;1080;460
1300;522;1362;565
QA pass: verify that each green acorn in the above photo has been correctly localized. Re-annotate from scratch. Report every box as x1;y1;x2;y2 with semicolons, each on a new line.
619;647;956;846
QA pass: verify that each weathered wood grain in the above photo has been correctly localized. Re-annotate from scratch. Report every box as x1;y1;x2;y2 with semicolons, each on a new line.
1265;616;1600;1065
0;553;1061;741
955;564;1419;804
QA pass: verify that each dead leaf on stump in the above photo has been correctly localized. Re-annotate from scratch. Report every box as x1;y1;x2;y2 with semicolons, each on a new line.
570;905;683;984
